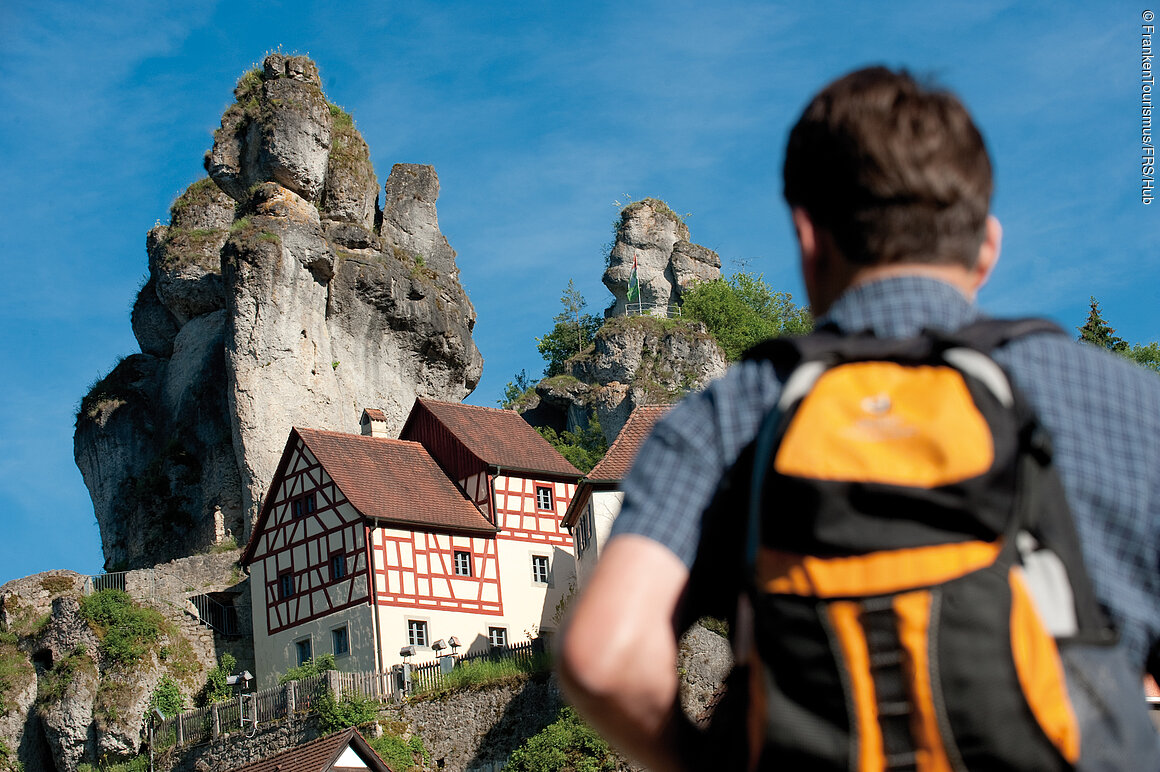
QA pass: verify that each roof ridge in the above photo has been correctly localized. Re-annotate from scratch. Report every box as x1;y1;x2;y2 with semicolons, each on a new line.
295;426;422;447
417;397;516;414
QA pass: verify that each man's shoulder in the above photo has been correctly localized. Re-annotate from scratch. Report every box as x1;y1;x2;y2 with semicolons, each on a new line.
1000;330;1160;394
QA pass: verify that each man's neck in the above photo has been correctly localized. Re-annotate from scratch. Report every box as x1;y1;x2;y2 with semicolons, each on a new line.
848;262;979;300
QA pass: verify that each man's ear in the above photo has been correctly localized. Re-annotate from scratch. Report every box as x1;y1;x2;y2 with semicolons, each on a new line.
972;215;1002;290
792;207;820;300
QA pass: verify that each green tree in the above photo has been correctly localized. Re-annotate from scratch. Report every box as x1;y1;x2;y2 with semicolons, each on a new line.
199;653;236;706
537;280;603;377
536;413;609;473
150;675;185;718
1077;296;1128;352
1127;342;1160;373
499;369;533;408
504;706;618;772
681;272;812;361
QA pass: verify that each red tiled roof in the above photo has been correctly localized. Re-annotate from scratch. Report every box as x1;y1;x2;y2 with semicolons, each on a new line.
412;399;581;477
295;427;496;535
362;408;387;422
587;405;670;482
230;727;392;771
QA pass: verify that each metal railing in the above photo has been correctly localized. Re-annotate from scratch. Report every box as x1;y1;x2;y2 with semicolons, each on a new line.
623;301;681;318
189;594;239;636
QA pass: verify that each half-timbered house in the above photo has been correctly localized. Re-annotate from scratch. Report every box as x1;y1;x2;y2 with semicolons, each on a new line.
243;399;581;688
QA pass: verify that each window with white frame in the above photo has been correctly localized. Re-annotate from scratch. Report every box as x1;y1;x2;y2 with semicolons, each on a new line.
531;554;550;585
488;627;508;647
295;637;313;666
407;619;429;647
332;626;349;657
453;550;472;577
536;486;553;510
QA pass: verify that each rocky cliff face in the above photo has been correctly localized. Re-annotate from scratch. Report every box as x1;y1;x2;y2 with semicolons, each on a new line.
0;566;229;771
523;199;726;441
75;53;482;569
603;198;721;317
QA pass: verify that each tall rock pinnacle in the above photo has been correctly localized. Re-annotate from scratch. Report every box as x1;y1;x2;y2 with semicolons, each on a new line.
75;54;483;570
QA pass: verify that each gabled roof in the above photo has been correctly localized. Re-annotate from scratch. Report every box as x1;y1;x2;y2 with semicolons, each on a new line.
562;405;669;529
229;727;392;771
587;405;669;482
243;427;496;564
406;398;581;478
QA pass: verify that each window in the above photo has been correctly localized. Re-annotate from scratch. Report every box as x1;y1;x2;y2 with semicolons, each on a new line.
453;550;472;577
295;637;313;666
576;507;592;552
332;626;349;657
488;627;507;647
278;572;294;600
407;619;429;647
292;493;316;519
536;486;553;510
531;554;550;585
330;552;346;581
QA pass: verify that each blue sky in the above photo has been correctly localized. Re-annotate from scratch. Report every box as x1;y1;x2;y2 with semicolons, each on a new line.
1;1;1155;586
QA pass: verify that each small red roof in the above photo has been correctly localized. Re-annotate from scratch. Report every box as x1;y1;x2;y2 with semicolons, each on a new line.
229;727;392;772
361;408;387;422
295;427;495;534
410;398;581;477
586;405;669;482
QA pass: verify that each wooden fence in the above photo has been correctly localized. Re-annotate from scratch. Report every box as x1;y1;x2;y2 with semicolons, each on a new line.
151;639;548;750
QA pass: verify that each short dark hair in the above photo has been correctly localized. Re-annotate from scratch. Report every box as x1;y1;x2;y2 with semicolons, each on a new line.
783;67;992;268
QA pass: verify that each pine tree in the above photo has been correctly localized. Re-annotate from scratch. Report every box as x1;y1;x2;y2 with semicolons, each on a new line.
536;280;602;377
1077;296;1128;352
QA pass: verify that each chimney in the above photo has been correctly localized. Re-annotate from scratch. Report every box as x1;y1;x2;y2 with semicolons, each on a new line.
360;408;389;438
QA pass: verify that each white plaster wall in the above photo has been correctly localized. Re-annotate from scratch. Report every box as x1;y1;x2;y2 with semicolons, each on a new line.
377;605;511;661
495;537;576;636
575;490;623;585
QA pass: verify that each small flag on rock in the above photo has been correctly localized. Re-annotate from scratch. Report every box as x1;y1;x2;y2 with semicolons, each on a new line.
626;253;640;303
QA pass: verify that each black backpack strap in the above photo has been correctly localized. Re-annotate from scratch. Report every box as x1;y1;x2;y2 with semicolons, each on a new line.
940;317;1067;352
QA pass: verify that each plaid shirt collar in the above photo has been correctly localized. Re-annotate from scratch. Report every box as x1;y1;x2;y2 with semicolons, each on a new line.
819;276;983;338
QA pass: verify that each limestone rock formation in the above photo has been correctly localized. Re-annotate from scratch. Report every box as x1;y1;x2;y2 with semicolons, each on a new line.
0;560;250;771
603;198;721;317
75;53;482;569
523;315;726;442
523;200;726;441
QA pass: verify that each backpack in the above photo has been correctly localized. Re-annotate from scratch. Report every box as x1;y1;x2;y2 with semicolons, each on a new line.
688;319;1130;771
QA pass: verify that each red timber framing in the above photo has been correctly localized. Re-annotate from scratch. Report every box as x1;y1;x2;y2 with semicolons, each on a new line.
494;475;575;547
370;527;502;614
251;440;369;635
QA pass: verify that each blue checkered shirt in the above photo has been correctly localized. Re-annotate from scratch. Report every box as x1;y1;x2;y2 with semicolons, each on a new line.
612;276;1160;670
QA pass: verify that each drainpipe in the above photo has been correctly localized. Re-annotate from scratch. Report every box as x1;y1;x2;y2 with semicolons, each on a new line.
365;522;383;676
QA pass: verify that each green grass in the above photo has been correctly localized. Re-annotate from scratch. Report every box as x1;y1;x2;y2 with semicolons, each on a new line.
0;642;33;714
38;647;95;705
413;652;552;697
78;590;164;665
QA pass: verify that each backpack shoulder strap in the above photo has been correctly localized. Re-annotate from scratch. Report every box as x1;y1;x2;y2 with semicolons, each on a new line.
942;317;1067;352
